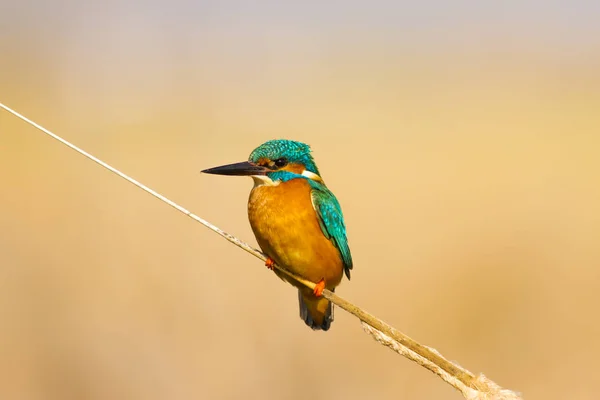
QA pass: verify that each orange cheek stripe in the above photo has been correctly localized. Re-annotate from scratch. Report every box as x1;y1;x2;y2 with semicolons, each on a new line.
282;163;305;174
257;157;270;165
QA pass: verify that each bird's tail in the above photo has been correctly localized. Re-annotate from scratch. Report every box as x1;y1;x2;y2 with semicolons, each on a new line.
298;289;334;331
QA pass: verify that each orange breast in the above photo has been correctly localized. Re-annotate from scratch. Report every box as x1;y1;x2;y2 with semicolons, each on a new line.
247;178;344;289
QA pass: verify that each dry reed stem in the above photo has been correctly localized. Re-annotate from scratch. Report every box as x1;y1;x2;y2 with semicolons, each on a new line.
0;102;523;400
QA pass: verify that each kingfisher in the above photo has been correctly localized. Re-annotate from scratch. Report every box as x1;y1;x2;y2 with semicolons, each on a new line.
202;139;352;331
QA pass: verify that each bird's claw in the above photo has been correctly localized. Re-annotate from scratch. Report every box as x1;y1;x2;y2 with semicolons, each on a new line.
313;278;326;297
265;257;276;270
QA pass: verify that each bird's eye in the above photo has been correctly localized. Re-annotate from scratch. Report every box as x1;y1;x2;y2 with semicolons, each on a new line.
274;158;288;168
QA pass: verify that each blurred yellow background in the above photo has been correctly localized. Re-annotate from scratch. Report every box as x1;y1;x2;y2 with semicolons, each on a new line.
1;2;599;399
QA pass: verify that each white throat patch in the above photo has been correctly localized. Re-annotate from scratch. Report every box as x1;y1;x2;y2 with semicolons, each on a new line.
252;175;281;187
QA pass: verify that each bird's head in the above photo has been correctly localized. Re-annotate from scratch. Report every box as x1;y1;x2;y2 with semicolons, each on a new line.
202;139;322;185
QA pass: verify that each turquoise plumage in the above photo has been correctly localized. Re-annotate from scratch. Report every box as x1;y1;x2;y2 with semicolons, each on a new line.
310;182;353;279
249;140;321;175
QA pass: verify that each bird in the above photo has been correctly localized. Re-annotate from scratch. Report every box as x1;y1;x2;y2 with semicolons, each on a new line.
202;139;352;331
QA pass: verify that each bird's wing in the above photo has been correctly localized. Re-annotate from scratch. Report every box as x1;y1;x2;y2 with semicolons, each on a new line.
310;183;353;279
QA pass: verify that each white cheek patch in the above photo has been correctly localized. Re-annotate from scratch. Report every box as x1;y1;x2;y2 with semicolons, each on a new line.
301;170;323;183
252;175;281;187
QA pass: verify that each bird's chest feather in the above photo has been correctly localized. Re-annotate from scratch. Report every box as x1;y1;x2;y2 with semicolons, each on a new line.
248;179;315;255
247;178;343;285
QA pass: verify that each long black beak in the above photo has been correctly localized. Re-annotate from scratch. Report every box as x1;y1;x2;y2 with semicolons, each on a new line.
201;161;268;176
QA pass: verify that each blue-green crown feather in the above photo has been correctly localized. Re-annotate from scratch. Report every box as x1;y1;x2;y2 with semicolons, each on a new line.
249;139;320;175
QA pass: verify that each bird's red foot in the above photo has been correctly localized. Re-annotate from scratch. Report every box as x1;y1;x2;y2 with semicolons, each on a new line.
313;278;326;297
265;257;276;270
